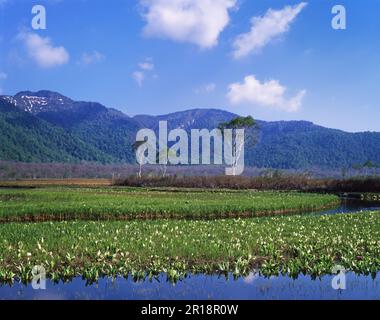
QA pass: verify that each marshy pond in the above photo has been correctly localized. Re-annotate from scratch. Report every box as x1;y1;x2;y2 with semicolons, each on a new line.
1;272;380;300
1;199;380;300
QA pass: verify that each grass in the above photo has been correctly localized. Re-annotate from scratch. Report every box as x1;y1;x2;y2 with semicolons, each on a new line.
0;179;112;188
0;211;380;283
0;187;338;222
116;175;380;193
3;185;372;284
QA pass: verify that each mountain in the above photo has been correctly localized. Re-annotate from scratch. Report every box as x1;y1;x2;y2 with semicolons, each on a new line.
135;109;380;169
2;91;140;163
0;98;113;163
134;108;237;131
1;90;380;170
252;121;380;169
6;90;74;115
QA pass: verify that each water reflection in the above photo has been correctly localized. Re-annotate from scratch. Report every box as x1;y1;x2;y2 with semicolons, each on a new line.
1;199;380;300
1;272;380;300
313;199;380;216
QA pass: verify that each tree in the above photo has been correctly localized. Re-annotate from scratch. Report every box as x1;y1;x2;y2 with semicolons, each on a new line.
155;147;178;178
218;116;259;176
132;140;146;178
363;160;379;177
352;163;363;175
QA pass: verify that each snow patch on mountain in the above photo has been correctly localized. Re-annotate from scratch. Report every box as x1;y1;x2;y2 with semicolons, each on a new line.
19;95;50;112
0;96;18;107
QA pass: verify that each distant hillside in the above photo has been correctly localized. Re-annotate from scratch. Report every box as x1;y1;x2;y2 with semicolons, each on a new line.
134;108;237;131
3;91;139;163
252;121;380;169
1;90;380;170
0;99;113;163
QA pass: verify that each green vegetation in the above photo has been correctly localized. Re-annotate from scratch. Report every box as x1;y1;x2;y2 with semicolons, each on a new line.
0;100;113;163
250;124;380;169
1;211;380;283
218;115;259;149
3;91;380;170
2;185;378;284
360;193;380;202
0;188;338;222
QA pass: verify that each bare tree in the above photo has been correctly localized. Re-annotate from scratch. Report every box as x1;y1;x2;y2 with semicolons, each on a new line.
132;140;147;179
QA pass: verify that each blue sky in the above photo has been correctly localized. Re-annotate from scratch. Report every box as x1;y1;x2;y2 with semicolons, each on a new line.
0;0;379;132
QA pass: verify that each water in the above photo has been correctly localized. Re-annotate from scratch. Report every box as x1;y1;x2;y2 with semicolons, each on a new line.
313;199;380;216
1;199;380;300
1;273;380;300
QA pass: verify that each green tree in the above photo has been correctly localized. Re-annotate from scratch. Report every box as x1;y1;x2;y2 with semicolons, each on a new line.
218;116;259;175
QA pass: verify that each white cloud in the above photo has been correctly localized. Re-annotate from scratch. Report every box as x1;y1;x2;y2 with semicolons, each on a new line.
195;82;216;94
227;75;306;112
133;58;156;87
233;2;307;59
132;71;145;87
205;83;216;93
18;32;69;68
139;61;154;71
79;51;105;66
243;272;259;284
140;0;237;49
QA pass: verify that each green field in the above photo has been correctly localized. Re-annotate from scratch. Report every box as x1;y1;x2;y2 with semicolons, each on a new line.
3;186;378;283
0;212;380;283
0;187;338;222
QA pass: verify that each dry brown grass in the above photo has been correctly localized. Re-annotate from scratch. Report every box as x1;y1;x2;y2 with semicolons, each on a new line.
0;179;112;188
114;175;380;193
